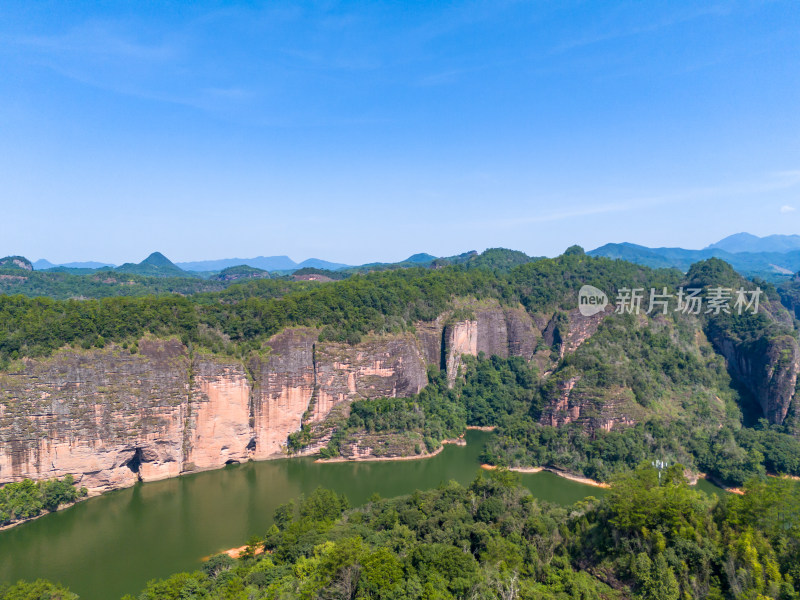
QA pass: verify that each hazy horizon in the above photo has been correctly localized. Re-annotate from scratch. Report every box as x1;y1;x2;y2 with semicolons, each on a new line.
16;231;800;270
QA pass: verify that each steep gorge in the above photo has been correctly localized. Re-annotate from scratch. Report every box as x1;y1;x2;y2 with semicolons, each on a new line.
1;297;798;495
0;302;547;493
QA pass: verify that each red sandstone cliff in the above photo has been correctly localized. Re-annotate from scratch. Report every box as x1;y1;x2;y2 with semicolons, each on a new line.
0;300;549;493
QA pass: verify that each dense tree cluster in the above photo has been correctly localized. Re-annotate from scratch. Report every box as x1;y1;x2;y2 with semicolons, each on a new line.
0;475;87;527
0;252;681;368
0;269;230;299
290;356;541;459
303;341;800;486
7;466;797;599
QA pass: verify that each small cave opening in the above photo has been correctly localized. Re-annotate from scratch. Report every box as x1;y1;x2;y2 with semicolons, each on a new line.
225;459;240;466
246;438;257;452
124;448;144;481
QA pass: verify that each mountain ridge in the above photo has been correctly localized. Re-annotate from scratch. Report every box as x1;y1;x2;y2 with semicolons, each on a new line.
706;232;800;253
17;232;800;280
589;241;800;280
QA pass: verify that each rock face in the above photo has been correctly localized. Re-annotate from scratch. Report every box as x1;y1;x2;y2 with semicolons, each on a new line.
539;377;645;432
712;334;800;424
443;304;543;385
0;301;545;493
7;293;791;494
0;338;191;493
704;296;800;426
0;256;33;271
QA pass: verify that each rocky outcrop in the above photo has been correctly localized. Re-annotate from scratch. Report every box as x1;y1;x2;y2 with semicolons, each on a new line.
0;256;33;271
0;328;430;493
703;295;800;425
713;334;800;425
561;306;613;355
248;328;318;458
442;304;543;385
539;375;645;432
0;300;547;493
443;320;478;384
0;338;191;493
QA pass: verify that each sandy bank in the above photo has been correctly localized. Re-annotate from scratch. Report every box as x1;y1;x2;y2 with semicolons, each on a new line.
313;436;468;463
202;545;266;561
480;464;610;488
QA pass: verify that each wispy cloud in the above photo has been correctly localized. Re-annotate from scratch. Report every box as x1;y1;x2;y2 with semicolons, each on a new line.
780;205;796;213
4;22;180;62
0;20;267;116
552;5;731;54
461;169;800;229
416;67;474;86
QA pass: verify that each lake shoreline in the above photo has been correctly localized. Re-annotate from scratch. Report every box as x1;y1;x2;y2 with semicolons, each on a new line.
480;464;611;488
700;473;744;495
314;437;465;463
0;428;607;600
0;496;90;532
203;545;266;561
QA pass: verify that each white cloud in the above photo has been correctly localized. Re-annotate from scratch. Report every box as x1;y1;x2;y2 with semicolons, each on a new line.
780;205;796;213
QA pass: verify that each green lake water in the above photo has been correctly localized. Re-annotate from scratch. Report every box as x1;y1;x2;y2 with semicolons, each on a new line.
0;431;721;599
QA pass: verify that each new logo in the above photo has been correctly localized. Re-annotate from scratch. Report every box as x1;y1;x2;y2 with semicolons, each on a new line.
578;285;608;316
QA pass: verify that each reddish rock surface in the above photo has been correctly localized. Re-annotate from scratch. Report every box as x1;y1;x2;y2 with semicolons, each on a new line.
0;301;544;493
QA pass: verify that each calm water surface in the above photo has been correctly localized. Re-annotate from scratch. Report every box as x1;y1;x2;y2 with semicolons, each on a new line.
0;431;718;599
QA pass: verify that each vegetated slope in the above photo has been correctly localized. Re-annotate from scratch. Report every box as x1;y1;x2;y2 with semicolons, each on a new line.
0;269;231;299
777;271;800;319
589;241;800;281
10;465;798;600
115;252;191;278
213;265;270;281
1;250;799;492
344;247;539;274
140;470;800;600
289;257;800;486
0;247;673;364
0;256;33;271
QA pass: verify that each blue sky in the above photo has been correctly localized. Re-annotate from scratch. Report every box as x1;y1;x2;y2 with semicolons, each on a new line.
1;1;798;265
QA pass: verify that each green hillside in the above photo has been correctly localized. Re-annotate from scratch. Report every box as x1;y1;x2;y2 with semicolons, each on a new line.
115;252;191;278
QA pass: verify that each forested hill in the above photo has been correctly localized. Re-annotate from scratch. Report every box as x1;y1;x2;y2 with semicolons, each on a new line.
0;246;679;364
111;470;800;600
0;248;542;299
3;248;800;599
6;467;799;599
2;248;800;490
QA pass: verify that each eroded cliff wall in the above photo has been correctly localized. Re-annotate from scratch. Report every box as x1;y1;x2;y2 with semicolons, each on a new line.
0;301;543;493
5;295;793;494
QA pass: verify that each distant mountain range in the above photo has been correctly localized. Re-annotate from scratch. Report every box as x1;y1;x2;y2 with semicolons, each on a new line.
26;252;458;276
32;259;115;270
23;252;441;278
174;256;350;272
30;255;353;274
706;232;800;254
17;233;800;282
589;233;800;279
